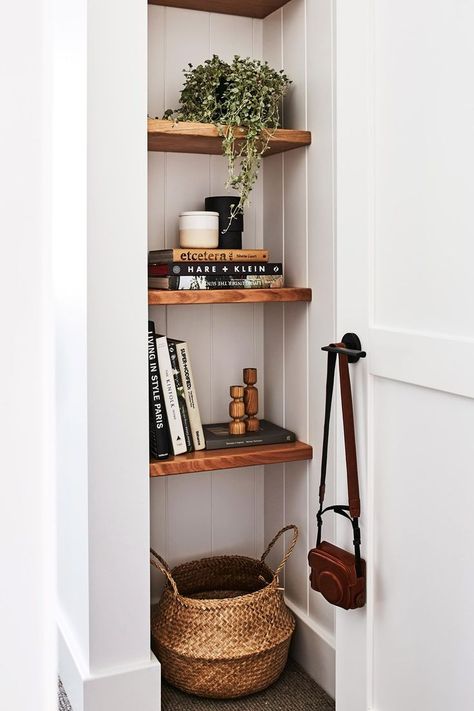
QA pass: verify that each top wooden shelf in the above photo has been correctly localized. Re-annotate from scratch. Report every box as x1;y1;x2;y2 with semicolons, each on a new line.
148;119;311;156
148;0;291;19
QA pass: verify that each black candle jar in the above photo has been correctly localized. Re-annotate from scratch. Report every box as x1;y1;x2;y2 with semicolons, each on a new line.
205;196;243;249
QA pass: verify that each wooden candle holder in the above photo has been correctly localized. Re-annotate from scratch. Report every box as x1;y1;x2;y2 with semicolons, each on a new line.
243;367;259;432
229;385;246;435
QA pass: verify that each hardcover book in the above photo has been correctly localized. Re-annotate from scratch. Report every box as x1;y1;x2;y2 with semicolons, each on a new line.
155;335;187;456
147;321;170;460
203;420;296;450
167;339;194;452
149;275;284;290
170;339;205;451
148;248;269;264
149;262;283;277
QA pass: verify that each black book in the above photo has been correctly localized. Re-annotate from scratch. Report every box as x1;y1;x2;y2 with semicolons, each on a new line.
147;321;170;460
167;339;194;452
202;420;296;450
149;262;283;277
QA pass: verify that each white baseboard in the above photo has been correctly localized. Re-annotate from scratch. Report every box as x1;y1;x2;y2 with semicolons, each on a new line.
286;599;336;700
58;618;161;711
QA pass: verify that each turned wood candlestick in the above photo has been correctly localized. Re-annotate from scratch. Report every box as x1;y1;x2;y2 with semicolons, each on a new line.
229;385;246;436
243;368;259;432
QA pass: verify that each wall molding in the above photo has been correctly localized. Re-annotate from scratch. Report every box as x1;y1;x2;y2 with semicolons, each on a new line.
369;327;474;399
58;615;160;711
286;599;335;699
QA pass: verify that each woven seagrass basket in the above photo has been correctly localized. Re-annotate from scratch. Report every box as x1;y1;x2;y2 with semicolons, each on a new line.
150;524;298;699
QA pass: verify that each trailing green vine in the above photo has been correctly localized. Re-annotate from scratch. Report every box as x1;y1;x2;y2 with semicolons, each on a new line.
163;55;291;225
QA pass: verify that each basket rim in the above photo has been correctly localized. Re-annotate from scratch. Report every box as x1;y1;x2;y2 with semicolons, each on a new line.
155;576;283;609
170;553;274;574
159;554;278;607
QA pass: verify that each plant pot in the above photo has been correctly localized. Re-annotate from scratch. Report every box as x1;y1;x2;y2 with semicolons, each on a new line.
205;196;243;249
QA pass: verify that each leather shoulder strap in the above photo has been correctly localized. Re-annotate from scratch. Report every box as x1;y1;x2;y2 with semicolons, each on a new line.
338;352;361;518
318;349;337;509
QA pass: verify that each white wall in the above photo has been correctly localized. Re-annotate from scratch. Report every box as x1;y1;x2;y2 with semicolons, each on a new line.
55;1;160;709
0;1;56;709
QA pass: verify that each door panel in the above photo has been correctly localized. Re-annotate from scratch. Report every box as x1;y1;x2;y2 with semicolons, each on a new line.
372;380;474;711
335;1;474;709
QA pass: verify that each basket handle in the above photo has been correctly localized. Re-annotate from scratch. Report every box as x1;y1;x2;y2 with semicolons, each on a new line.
261;524;299;580
150;548;179;597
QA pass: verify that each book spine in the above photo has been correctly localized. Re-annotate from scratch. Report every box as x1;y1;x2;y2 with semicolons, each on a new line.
204;430;296;451
155;336;187;456
151;275;284;290
149;262;283;277
148;249;269;263
167;340;194;452
147;322;170;459
175;341;205;451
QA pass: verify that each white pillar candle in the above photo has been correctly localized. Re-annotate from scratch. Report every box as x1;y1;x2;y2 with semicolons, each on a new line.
179;211;219;248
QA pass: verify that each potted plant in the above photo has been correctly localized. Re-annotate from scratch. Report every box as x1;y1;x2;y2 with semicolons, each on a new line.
163;55;291;226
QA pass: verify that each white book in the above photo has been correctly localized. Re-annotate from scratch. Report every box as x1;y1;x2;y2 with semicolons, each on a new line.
155;335;187;456
174;340;205;451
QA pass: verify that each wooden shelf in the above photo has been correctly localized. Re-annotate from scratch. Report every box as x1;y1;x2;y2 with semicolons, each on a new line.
148;287;312;305
150;440;313;477
148;119;311;156
148;0;291;20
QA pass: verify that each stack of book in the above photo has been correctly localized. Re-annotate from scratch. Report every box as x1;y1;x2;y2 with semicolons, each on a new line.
148;319;298;459
148;248;284;291
148;320;204;459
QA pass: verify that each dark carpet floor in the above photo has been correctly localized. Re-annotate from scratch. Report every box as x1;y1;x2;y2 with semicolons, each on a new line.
59;660;334;710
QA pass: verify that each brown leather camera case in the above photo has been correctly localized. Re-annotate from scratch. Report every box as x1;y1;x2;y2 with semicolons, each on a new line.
308;542;365;610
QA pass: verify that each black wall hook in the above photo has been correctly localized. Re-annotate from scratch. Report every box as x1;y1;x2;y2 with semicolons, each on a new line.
321;333;366;363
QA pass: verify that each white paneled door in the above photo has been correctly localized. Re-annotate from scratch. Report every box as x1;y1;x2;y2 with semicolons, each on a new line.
334;2;474;710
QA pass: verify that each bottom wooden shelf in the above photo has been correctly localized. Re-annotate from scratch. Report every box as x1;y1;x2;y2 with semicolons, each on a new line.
150;440;313;477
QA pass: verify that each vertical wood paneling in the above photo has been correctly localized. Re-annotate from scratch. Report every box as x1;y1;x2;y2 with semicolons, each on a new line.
211;468;257;556
282;0;307;130
148;6;165;119
262;8;286;579
164;153;210;246
148;7;266;595
148;153;165;249
282;0;309;612
165;472;213;567
210;14;254;60
148;0;336;691
163;8;210;111
306;0;337;633
211;304;258;422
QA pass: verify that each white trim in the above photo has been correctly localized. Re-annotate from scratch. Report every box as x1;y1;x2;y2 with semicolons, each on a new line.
285;598;335;699
286;597;335;650
58;620;160;711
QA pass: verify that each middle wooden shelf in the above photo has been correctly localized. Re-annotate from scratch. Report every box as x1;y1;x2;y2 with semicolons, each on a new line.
150;440;313;477
148;287;312;305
